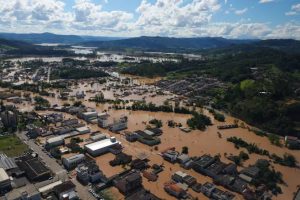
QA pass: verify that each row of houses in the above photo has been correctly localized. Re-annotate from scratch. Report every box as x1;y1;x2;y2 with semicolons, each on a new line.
125;128;162;146
160;148;272;200
161;148;193;169
27;117;87;139
114;170;160;200
164;170;236;200
45;126;90;148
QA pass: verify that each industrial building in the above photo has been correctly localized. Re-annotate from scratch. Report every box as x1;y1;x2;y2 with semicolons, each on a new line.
98;114;110;128
76;126;90;134
15;154;51;182
90;132;108;142
85;137;121;157
62;154;85;170
45;131;84;148
61;119;79;126
81;111;98;122
109;118;128;132
114;170;142;195
1;110;17;129
4;182;41;200
76;161;103;185
46;135;65;148
0;168;11;193
53;181;78;200
0;153;18;171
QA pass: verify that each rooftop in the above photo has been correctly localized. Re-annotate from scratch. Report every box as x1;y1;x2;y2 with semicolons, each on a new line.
0;153;17;170
53;181;75;194
193;155;216;169
16;154;50;181
0;168;9;181
64;154;85;162
38;180;63;193
294;189;300;200
125;188;161;200
76;126;90;132
85;138;120;151
5;182;39;200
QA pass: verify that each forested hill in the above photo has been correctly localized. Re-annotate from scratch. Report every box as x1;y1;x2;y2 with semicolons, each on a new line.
0;32;124;44
81;36;256;51
81;36;300;53
0;38;72;56
0;38;33;50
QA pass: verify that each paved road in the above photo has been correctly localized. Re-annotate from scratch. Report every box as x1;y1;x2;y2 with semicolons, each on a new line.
47;67;51;83
16;131;97;200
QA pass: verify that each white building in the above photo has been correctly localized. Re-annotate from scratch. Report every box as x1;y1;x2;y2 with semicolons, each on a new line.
109;119;128;132
82;112;98;122
76;126;90;134
98;117;110;128
62;154;85;170
46;131;82;148
85;137;121;157
90;133;107;142
0;168;11;191
46;135;65;147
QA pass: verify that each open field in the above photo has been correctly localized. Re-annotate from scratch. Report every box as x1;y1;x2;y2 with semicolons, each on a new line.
0;134;28;157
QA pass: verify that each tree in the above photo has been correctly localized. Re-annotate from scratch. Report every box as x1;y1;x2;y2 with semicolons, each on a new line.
94;92;105;103
149;119;163;128
182;146;189;154
73;101;82;107
187;112;212;130
239;151;249;160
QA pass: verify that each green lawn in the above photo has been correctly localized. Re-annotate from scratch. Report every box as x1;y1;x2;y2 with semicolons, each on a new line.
0;135;28;157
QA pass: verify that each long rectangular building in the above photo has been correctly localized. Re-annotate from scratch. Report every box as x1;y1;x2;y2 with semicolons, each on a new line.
85;137;121;157
16;154;51;182
62;154;85;170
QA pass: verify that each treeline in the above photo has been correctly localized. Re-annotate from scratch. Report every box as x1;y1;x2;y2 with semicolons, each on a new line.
121;60;206;78
51;67;108;80
227;137;297;167
127;101;192;114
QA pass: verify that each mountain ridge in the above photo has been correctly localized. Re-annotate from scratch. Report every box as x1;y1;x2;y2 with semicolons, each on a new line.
0;32;125;44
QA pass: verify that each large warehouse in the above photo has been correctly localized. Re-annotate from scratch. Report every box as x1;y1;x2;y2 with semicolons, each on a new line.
85;137;121;157
16;154;51;182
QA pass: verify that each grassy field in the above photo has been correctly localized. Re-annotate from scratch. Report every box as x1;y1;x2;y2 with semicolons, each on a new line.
0;135;28;157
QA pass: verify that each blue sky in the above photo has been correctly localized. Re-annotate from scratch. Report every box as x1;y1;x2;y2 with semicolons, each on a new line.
0;0;300;39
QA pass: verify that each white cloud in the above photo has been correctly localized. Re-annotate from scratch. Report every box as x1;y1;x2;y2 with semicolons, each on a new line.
0;0;72;31
71;0;133;30
292;3;300;12
266;22;300;39
136;0;221;28
285;11;297;16
259;0;274;4
286;3;300;16
0;0;299;39
234;8;248;15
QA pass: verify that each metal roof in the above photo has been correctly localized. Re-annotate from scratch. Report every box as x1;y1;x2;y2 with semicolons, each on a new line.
0;168;9;181
0;153;17;170
85;138;120;151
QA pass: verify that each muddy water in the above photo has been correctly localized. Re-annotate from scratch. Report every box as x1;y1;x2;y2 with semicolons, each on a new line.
2;77;300;200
